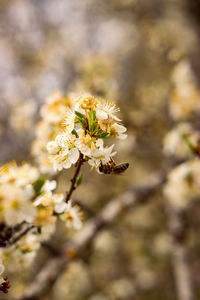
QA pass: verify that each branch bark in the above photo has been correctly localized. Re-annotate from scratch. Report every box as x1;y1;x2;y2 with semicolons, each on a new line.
0;221;36;247
65;153;84;203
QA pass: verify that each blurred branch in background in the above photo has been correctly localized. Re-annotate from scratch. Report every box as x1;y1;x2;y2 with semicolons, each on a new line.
18;169;166;300
0;0;200;299
167;207;194;300
0;221;37;248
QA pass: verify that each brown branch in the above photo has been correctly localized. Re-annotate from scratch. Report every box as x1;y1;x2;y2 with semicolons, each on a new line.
167;207;194;300
0;221;36;247
65;153;84;203
18;170;166;300
8;222;36;245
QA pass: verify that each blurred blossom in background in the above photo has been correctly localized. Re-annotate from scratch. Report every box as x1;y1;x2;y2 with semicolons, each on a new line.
1;0;200;299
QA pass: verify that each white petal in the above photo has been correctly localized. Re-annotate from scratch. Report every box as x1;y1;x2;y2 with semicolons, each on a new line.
88;159;95;167
53;194;64;203
55;134;68;146
92;144;115;159
63;159;72;169
113;115;121;121
91;147;106;158
43;180;56;192
110;151;117;157
117;134;127;140
33;198;41;206
69;148;80;164
65;123;74;134
46;141;59;155
96;109;108;120
96;139;104;148
106;144;115;154
113;123;127;133
65;200;72;210
55;134;63;143
62;148;70;156
54;202;67;214
54;163;63;171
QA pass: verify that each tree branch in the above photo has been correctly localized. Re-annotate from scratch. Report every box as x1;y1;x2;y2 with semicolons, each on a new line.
18;170;166;300
167;207;194;300
65;153;84;203
0;221;36;247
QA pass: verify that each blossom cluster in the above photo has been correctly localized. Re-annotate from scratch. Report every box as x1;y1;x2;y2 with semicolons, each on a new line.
47;94;127;171
31;90;72;174
0;161;82;271
163;60;200;211
0;92;127;287
163;122;200;159
164;159;200;210
169;60;200;120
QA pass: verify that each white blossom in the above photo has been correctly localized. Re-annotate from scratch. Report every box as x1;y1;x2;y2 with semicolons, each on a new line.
96;101;121;121
112;123;127;140
46;141;60;155
164;159;200;210
47;94;127;172
88;142;116;168
163;122;199;158
169;60;200;120
63;108;75;133
41;180;57;193
47;133;79;171
60;200;83;230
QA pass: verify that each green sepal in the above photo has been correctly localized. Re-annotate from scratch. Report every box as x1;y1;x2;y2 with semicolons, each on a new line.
75;111;87;126
33;176;46;195
72;129;78;138
96;129;110;139
88;110;97;132
75;173;83;188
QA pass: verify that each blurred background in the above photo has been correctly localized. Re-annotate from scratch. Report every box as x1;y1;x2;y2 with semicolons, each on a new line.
1;0;200;299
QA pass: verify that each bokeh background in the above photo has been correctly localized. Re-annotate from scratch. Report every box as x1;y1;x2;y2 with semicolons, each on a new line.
1;0;200;299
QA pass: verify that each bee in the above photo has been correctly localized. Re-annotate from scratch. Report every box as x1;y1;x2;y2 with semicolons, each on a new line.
99;158;129;175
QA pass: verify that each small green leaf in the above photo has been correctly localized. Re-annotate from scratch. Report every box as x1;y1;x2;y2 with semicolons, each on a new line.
91;110;97;132
33;177;46;194
72;129;78;138
100;133;109;139
75;173;83;188
90;110;96;125
75;111;87;126
88;110;97;132
80;118;87;126
182;134;196;153
96;130;109;139
75;111;86;119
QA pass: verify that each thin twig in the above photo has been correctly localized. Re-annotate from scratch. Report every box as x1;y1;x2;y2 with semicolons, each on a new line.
65;153;84;203
9;221;36;245
0;221;36;247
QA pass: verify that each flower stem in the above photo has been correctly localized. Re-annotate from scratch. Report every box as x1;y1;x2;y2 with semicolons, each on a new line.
65;153;84;203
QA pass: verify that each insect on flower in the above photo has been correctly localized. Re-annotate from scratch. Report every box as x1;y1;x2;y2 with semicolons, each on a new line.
99;158;129;175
